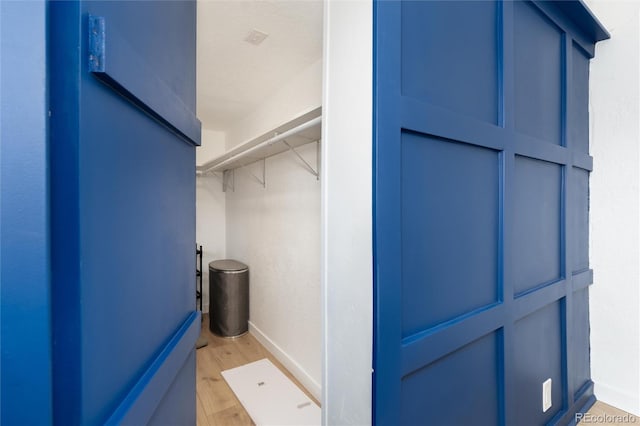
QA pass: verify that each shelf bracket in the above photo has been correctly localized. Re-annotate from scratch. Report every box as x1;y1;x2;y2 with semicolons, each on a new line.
223;169;235;192
197;169;223;184
248;158;266;188
283;140;320;180
212;171;224;182
208;170;224;180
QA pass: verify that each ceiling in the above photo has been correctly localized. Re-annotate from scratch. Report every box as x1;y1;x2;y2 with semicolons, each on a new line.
196;0;323;130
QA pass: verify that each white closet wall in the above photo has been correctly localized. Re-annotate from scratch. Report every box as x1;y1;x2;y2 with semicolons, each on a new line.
196;129;227;313
197;129;227;165
225;59;322;149
226;142;321;399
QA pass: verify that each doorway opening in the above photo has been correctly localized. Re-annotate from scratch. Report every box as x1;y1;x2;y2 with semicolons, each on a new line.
193;2;323;423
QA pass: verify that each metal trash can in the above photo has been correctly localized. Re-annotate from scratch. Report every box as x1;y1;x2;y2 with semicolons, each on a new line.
208;259;249;337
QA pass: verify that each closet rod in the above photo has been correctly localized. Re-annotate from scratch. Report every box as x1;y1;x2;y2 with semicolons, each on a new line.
198;115;322;175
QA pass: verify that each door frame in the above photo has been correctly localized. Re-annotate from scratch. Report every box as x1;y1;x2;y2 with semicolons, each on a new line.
1;1;378;424
320;1;374;424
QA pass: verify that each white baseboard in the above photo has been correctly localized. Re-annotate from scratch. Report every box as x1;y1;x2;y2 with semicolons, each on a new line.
248;321;321;401
595;382;640;416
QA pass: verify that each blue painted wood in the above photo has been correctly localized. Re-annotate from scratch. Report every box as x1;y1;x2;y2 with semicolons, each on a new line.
147;350;197;426
402;332;501;426
373;2;404;424
512;156;563;295
49;1;199;424
374;1;608;424
515;1;564;146
544;0;610;45
513;302;564;424
401;132;500;335
49;3;83;420
401;0;499;125
570;44;591;154
105;312;200;425
0;1;53;424
88;15;201;146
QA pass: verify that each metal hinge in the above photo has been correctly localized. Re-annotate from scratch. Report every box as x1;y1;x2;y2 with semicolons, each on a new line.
88;16;106;72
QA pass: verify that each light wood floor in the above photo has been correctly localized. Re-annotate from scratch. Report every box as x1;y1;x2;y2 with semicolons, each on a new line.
584;401;638;425
195;316;635;425
195;315;318;426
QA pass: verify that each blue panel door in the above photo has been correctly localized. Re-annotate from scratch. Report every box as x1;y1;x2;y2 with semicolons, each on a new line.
373;1;607;424
49;1;200;424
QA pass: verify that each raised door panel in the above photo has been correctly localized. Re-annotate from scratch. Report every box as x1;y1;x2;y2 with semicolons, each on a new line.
374;1;605;424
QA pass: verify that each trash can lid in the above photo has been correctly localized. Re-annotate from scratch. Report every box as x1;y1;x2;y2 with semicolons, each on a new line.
209;259;248;272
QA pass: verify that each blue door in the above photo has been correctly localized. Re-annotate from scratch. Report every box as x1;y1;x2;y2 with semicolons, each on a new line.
373;1;608;424
3;0;198;424
49;2;201;423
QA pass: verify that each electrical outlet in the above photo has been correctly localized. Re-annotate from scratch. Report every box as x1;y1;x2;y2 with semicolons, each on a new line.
542;378;552;412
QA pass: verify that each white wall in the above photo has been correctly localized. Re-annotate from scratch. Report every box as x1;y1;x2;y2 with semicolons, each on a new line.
226;144;321;399
196;129;227;313
322;1;373;424
221;56;323;399
225;58;322;149
196;128;226;166
585;0;640;416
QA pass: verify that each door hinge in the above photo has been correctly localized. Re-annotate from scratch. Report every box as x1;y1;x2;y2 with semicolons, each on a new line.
88;16;106;72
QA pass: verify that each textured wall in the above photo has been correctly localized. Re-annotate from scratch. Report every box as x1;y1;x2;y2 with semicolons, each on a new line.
226;143;321;398
585;0;640;416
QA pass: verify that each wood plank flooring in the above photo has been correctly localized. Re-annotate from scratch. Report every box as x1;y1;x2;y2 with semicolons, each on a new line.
584;401;639;425
196;315;318;426
196;315;636;425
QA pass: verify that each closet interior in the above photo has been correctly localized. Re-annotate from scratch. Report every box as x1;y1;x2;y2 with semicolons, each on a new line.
193;0;323;417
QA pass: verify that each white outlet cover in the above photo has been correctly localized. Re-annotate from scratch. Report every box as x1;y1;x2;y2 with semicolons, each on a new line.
542;378;552;412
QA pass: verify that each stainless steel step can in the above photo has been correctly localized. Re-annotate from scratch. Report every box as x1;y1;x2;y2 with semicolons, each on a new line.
208;259;249;338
